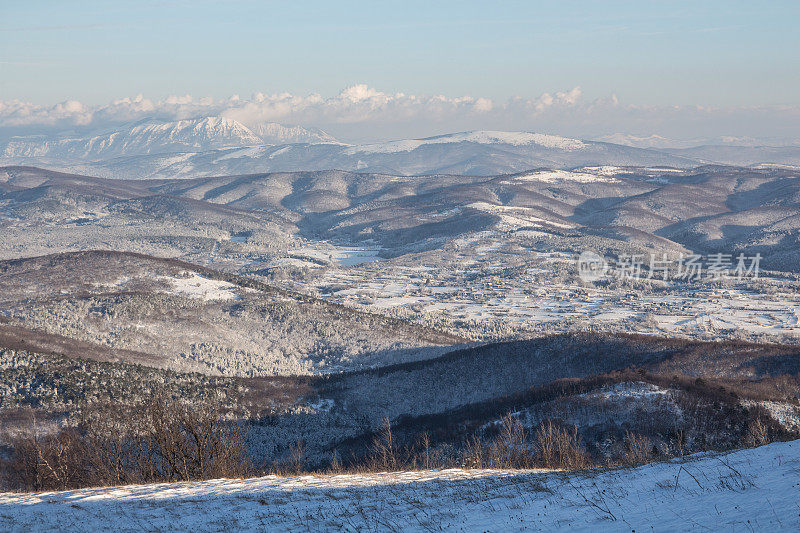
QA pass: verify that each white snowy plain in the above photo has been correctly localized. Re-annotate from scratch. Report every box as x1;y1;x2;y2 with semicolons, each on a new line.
1;440;797;532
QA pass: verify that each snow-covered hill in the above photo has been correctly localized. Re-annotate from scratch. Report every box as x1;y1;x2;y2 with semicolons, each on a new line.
6;119;800;179
667;144;800;166
344;131;588;154
248;121;338;145
0;117;336;161
1;441;796;532
1;128;701;179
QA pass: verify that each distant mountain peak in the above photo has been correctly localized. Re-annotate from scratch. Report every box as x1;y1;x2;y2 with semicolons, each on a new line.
1;116;340;161
246;121;339;145
120;116;264;148
345;130;586;154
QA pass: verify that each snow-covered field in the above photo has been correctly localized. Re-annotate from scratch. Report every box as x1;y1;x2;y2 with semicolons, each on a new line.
159;272;250;301
1;441;797;532
285;243;384;267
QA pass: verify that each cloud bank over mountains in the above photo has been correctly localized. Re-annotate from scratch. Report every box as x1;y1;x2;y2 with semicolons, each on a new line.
2;85;798;146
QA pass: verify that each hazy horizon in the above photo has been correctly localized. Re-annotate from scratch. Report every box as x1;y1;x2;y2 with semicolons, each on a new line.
2;1;799;145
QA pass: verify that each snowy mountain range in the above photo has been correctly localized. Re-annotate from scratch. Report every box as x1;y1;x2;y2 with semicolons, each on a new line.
0;119;698;179
3;116;800;179
248;121;338;145
1;116;335;161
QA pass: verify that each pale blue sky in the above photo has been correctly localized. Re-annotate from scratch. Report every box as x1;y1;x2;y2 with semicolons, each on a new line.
2;0;799;107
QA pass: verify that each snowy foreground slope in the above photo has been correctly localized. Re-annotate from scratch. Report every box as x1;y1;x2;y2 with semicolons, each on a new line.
1;441;798;532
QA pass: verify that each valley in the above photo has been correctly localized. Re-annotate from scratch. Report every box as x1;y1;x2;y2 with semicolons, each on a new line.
1;161;799;472
4;3;799;529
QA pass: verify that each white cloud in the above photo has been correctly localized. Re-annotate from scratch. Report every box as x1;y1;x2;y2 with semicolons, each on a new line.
1;85;798;145
0;99;93;127
0;85;580;131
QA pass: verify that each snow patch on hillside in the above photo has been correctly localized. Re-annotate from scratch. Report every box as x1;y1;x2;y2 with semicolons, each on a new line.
93;272;248;301
588;381;673;400
466;201;575;230
514;169;618;183
579;165;627;175
158;272;248;301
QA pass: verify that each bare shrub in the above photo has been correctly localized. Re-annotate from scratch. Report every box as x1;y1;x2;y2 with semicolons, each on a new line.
416;432;436;470
674;428;686;457
461;435;485;469
328;450;342;474
534;420;589;470
488;415;534;469
623;431;652;465
4;397;252;491
129;396;250;482
745;416;769;447
368;418;399;472
4;428;89;491
288;440;306;474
